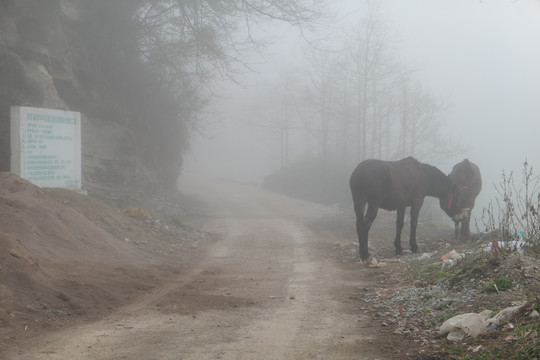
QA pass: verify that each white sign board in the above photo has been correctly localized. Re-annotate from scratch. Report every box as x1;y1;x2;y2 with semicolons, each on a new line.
11;106;81;189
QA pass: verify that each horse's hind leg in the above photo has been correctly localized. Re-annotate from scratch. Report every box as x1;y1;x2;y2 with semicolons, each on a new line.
359;202;379;261
408;202;423;254
353;198;367;259
394;207;405;255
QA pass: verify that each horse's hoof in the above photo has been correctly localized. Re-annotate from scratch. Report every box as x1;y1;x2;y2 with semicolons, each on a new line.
411;246;419;254
395;248;403;256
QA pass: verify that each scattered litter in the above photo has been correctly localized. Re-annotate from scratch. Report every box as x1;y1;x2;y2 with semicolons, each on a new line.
491;239;502;256
369;257;387;268
441;250;464;261
439;310;493;341
440;250;464;269
472;345;483;353
484;240;527;253
486;322;499;332
439;302;527;341
504;335;516;342
442;259;456;270
417;252;436;260
483;232;528;254
487;302;527;325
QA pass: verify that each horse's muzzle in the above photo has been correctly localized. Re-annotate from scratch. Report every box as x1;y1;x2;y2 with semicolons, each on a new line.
452;208;470;222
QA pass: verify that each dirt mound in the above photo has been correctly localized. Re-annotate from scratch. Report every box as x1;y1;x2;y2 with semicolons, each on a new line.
0;172;204;350
0;173;147;263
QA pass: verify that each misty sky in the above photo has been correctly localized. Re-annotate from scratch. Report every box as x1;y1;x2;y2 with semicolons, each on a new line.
183;0;540;216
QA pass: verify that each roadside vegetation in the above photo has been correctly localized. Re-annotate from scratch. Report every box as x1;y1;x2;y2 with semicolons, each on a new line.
478;160;540;254
407;161;540;359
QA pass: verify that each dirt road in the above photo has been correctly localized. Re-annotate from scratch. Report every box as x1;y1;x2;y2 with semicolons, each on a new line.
5;175;397;360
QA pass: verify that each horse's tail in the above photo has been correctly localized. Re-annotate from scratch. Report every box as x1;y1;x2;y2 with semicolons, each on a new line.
349;170;366;217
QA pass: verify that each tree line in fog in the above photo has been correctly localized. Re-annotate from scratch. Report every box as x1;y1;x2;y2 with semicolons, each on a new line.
254;2;463;174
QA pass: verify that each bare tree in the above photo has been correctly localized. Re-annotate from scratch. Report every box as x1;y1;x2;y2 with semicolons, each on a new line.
394;76;466;163
298;0;464;170
246;70;304;169
302;49;339;166
259;1;466;205
348;2;382;161
134;0;327;133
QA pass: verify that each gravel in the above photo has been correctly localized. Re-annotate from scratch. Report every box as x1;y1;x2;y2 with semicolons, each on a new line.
361;257;483;344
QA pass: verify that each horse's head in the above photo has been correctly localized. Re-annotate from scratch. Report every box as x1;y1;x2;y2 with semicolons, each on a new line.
440;181;469;218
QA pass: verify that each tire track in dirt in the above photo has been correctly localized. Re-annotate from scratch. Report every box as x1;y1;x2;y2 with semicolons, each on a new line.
4;175;392;360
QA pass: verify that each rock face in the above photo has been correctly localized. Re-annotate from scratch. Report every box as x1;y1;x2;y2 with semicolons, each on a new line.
0;1;186;206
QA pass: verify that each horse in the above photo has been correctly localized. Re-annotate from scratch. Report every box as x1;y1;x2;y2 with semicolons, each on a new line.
349;157;452;261
447;159;482;241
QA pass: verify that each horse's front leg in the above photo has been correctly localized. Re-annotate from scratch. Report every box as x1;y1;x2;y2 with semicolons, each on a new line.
460;210;471;241
394;207;405;255
409;200;424;254
454;220;460;242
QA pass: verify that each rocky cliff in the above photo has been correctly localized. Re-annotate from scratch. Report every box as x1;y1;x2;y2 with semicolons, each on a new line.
0;0;188;207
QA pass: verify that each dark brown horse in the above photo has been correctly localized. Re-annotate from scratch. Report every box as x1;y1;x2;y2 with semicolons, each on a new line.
447;159;482;241
349;157;452;261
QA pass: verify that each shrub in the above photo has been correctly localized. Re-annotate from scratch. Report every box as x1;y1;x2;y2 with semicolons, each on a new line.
482;276;514;293
478;160;540;254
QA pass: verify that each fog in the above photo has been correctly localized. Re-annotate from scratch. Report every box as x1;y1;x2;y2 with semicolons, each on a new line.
183;0;540;220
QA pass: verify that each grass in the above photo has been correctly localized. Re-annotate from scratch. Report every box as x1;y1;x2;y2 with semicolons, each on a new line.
406;251;503;288
444;343;467;356
443;341;540;360
170;217;192;230
482;276;514;293
435;299;455;310
396;237;540;359
513;322;540;337
406;258;464;287
457;343;540;360
407;251;539;359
